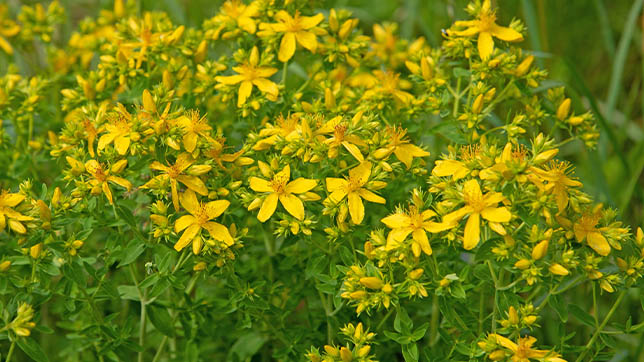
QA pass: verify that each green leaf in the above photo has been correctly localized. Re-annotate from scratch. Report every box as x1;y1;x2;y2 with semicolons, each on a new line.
17;338;50;362
569;304;595;327
229;332;266;360
394;308;413;334
549;295;568;323
411;322;429;342
402;343;419;362
148;304;175;337
117;285;141;301
117;240;146;267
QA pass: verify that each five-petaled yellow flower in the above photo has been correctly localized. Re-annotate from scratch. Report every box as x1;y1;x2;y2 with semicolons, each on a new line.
142;153;210;212
443;179;511;250
573;207;613;256
174;190;233;253
261;10;324;62
381;206;449;256
374;126;430;169
177;110;214;153
249;164;317;222
326;161;386;225
0;190;34;234
485;334;567;362
215;46;279;107
97;105;140;156
85;160;133;205
449;0;523;60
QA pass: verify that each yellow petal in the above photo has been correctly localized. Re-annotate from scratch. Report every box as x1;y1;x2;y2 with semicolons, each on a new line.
325;178;347;193
443;206;470;224
257;193;279;222
102;183;114;204
478;31;494;60
250;177;273;192
481;206;511;223
299;13;324;29
97;133;116;152
114;135;130;155
205;200;230;219
215;74;245;85
203;222;234;246
348;161;371;186
463;179;482;200
285;178;317;194
587;231;610;256
279;193;305;220
237;80;253;107
108;176;132;190
341;141;364;162
183;132;198;153
142;89;157;114
463;213;480;250
490;24;523;42
252;78;279;98
348;192;364;224
295;31;317;52
180;189;200;215
177;175;208;195
8;219;26;234
175;224;200;251
432;159;468;180
175;215;196;232
412;229;432;255
0;193;25;207
278;32;296;62
381;213;411;228
358;189;385;204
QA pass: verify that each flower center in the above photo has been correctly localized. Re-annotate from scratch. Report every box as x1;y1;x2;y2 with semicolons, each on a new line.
270;173;289;194
464;189;486;212
478;12;496;32
409;206;423;229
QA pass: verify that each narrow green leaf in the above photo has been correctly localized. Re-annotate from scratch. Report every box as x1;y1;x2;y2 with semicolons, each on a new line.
148;304;175;337
17;338;50;362
569;304;596;327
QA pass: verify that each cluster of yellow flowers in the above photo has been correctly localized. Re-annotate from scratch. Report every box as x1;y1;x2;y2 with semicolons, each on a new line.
0;0;639;360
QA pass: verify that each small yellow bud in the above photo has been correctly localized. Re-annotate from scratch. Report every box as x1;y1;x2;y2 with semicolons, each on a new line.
382;283;393;293
324;345;339;357
72;240;84;249
548;263;569;276
0;260;11;272
30;243;43;259
522;315;537;325
514;55;534;76
531;239;549;260
514;259;531;270
358;345;371;357
359;277;384;290
556;98;571;121
568;116;583;126
508;306;519;324
489;350;506;360
193;261;207;271
439;278;450;288
600;279;614;293
349;291;366;299
409;268;424;280
472;94;484;114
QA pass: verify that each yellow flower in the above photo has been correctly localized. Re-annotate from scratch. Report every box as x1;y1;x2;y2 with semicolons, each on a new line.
177;110;214;153
249;164;317;222
203;138;247;168
206;0;259;39
9;303;36;337
0;190;34;234
373;126;429;169
141;153;210;212
529;160;582;212
97;106;139;155
488;334;566;362
0;5;20;55
443;179;511;250
326;161;386;225
381;206;449;256
174;190;232;253
432;159;470;180
318;118;366;161
261;10;324;62
573;207;612;256
215;46;279;107
85;160;132;205
449;0;523;60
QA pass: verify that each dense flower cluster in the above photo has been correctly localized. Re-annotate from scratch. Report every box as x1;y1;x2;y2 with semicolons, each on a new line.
0;0;639;361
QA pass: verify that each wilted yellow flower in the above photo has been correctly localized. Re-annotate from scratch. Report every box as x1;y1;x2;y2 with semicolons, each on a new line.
174;190;232;253
449;0;523;60
249;164;317;222
326;161;385;225
574;207;612;256
443;179;511;250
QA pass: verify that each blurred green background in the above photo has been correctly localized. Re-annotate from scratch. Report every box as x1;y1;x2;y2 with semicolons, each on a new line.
47;0;644;229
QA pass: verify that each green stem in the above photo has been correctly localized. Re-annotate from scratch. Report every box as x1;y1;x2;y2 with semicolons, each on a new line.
6;339;16;362
452;77;462;117
376;309;394;331
429;293;439;347
574;290;627;362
